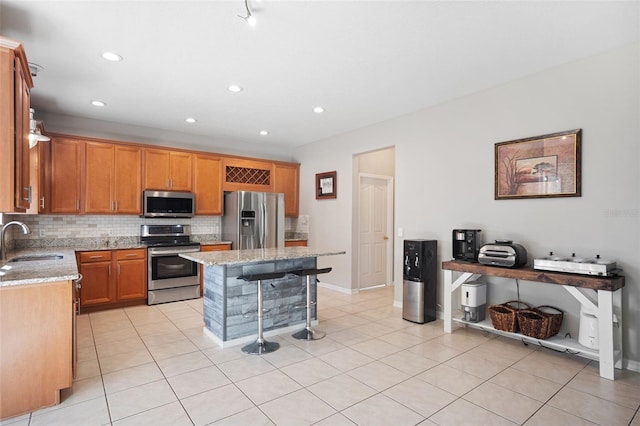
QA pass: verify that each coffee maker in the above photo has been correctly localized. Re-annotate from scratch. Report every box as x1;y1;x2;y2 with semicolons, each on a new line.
452;229;482;262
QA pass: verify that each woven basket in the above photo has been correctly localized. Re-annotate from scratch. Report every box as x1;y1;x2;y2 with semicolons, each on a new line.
535;305;564;338
488;300;531;333
517;305;564;340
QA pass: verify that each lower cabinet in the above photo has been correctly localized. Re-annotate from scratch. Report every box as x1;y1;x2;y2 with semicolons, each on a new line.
77;248;147;310
285;240;308;247
0;280;72;419
199;243;232;295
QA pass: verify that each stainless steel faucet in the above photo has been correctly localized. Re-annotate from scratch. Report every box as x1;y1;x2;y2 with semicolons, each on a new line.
1;221;31;261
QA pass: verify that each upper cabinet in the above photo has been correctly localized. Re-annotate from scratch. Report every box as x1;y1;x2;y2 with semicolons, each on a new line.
274;162;300;217
85;141;142;214
0;37;34;213
222;157;274;193
50;137;84;214
144;148;192;191
193;154;222;215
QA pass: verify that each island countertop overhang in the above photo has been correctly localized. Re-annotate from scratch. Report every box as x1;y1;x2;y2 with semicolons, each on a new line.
180;247;346;266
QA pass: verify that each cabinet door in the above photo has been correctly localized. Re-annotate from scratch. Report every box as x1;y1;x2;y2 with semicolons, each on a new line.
85;142;114;213
114;145;142;213
143;148;171;190
79;261;114;306
116;258;146;301
50;138;84;213
194;154;222;215
222;157;274;192
274;163;300;217
169;151;192;191
14;55;31;211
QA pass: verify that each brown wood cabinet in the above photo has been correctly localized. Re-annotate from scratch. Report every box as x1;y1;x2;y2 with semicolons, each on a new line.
85;141;142;214
77;248;147;310
199;243;232;295
27;138;51;214
0;280;73;419
193;154;223;215
285;240;307;247
0;37;34;213
222;157;274;192
144;148;192;191
50;137;84;213
274;162;300;217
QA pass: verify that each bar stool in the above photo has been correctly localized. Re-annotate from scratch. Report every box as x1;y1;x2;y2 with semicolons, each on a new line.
237;271;286;355
290;267;332;340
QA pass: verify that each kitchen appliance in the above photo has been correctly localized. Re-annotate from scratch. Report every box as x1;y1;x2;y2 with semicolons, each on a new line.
142;190;195;218
222;191;285;250
578;306;599;349
141;224;201;305
402;239;437;324
478;240;527;268
534;253;619;276
452;229;482;262
460;281;486;322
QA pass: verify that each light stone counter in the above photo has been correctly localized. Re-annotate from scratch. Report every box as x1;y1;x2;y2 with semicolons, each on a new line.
180;246;345;266
0;248;80;287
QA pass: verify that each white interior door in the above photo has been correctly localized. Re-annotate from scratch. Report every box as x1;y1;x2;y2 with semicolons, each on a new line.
359;175;392;290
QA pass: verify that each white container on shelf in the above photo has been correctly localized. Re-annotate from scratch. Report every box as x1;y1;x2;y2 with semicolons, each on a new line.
461;281;486;322
578;306;599;350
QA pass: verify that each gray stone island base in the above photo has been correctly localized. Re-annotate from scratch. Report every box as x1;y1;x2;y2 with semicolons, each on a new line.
203;257;317;343
181;247;346;347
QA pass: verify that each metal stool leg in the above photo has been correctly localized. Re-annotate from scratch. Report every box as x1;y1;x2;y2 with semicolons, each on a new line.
242;278;280;354
292;274;326;340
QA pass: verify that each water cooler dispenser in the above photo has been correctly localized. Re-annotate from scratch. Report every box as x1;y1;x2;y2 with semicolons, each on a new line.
402;239;437;323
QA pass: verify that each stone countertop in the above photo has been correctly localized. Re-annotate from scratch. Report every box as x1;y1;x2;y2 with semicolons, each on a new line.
0;248;80;287
181;247;345;266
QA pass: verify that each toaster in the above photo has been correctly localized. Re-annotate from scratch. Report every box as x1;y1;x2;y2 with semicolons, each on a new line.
478;240;527;268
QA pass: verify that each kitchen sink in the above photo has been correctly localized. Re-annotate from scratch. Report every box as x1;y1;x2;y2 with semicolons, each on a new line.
9;254;64;262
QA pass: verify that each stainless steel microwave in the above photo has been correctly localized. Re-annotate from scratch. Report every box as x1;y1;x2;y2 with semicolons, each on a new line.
142;190;195;218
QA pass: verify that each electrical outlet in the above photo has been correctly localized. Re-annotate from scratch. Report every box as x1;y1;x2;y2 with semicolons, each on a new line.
39;229;46;237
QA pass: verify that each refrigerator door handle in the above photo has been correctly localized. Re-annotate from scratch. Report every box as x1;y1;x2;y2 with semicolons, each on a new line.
261;202;266;248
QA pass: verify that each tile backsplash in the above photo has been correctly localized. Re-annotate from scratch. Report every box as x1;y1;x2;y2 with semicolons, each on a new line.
4;214;308;248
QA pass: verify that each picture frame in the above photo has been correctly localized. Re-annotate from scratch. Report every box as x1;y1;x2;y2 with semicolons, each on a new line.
495;129;582;200
316;171;337;199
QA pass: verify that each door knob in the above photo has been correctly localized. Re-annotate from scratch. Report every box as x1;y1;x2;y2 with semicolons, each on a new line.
383;235;389;240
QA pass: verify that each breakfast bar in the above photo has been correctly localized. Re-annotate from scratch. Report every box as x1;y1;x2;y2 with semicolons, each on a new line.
181;247;345;347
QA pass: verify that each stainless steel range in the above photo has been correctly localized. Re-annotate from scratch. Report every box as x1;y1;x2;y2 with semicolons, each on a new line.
141;224;201;305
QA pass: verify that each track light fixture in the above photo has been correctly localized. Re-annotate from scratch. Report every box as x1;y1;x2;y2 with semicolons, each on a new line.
238;0;256;26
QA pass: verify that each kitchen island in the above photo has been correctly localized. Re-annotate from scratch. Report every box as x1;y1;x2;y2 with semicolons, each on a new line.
181;247;345;347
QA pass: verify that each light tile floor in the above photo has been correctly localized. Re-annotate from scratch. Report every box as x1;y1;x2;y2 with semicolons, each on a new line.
3;286;640;426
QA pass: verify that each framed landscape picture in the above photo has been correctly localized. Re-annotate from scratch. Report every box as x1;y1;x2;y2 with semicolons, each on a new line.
495;129;582;200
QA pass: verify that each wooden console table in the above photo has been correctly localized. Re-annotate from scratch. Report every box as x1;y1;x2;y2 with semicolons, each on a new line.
442;260;625;380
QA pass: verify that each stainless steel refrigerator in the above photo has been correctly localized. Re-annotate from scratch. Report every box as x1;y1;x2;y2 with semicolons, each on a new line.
222;191;285;249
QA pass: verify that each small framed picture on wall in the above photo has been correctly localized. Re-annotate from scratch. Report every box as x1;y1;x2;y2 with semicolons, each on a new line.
316;171;337;199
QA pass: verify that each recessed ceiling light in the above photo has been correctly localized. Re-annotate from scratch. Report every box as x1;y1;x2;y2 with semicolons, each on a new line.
91;100;106;107
313;106;325;113
185;117;197;123
259;130;269;136
101;52;123;62
228;85;243;93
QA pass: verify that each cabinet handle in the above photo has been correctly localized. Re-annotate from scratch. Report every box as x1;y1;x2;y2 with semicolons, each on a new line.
118;264;121;275
125;253;137;257
76;200;80;210
40;196;45;209
114;200;118;211
89;255;103;259
167;179;172;189
23;186;32;202
108;265;111;275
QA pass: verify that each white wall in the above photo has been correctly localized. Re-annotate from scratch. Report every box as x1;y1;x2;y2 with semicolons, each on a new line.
294;43;640;367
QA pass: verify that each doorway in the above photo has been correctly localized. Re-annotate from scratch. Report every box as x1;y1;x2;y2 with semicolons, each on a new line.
353;147;395;292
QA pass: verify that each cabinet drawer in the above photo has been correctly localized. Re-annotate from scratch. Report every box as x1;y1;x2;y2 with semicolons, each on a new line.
201;244;232;252
78;251;112;263
116;249;146;260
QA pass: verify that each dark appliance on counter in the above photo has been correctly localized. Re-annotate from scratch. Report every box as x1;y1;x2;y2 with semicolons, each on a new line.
142;190;195;218
402;239;437;324
478;240;527;268
452;229;482;262
141;224;201;305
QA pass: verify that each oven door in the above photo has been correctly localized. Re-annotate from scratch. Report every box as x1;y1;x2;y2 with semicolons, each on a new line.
148;246;200;290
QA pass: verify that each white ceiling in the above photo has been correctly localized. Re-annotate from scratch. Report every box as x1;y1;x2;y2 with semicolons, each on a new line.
1;1;638;151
